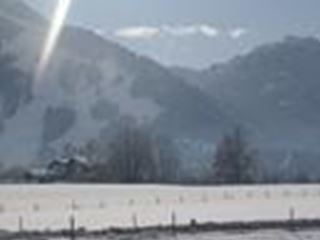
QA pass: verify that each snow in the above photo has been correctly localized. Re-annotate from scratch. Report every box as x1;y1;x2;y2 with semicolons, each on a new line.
19;229;320;240
5;229;320;240
165;230;320;240
54;230;320;240
0;184;319;232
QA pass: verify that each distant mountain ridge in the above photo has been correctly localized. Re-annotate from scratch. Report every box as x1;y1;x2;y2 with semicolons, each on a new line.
179;36;320;150
1;0;320;178
172;35;320;178
0;0;230;165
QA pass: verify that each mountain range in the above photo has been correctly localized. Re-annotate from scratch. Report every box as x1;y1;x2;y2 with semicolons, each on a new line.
0;0;320;177
0;0;231;165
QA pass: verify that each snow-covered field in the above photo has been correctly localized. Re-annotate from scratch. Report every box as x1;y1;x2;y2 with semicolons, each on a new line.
0;184;320;232
45;229;320;240
66;230;320;240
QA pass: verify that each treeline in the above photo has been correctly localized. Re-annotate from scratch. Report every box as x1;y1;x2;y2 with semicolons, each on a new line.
58;122;181;183
1;123;320;184
36;123;317;185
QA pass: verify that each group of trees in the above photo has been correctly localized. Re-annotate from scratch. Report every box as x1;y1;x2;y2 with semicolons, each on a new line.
53;124;260;185
59;122;181;183
211;127;260;184
105;124;179;183
1;123;316;185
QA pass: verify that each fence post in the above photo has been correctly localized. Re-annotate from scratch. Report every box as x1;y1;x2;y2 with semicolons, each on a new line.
99;201;105;209
18;216;23;233
70;215;76;240
289;207;295;221
129;199;135;207
132;213;138;230
202;194;208;203
171;211;177;233
33;203;40;212
71;199;78;211
264;190;270;199
0;204;4;214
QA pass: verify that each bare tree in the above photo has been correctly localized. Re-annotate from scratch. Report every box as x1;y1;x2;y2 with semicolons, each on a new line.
107;123;155;182
106;122;180;183
212;127;259;184
153;135;180;183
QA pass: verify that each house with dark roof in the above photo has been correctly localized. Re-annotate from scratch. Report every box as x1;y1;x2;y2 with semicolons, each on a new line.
25;156;89;183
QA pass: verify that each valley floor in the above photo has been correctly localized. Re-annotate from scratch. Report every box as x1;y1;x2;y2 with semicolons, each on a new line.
1;184;320;236
5;229;320;240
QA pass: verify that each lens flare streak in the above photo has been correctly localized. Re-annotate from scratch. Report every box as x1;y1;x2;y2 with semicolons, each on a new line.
36;0;72;81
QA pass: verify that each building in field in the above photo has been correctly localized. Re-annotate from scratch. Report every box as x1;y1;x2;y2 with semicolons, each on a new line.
25;156;89;183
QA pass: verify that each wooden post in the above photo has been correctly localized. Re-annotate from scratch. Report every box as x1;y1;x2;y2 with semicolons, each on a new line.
289;207;295;221
99;201;105;209
223;191;229;200
70;215;76;240
264;190;270;199
201;194;206;203
33;203;40;212
289;207;296;231
129;199;135;206
0;204;4;214
190;218;197;230
132;213;138;230
71;200;77;211
18;216;23;233
171;211;177;232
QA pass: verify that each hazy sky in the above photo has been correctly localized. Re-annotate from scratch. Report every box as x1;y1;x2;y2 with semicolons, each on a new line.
26;0;320;69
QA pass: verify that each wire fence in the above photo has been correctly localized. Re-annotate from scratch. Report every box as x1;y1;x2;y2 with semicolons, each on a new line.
0;185;320;233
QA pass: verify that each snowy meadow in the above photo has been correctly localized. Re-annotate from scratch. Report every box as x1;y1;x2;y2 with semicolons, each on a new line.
0;184;320;232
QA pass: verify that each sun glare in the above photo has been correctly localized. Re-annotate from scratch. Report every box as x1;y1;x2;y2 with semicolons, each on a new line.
35;0;72;81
